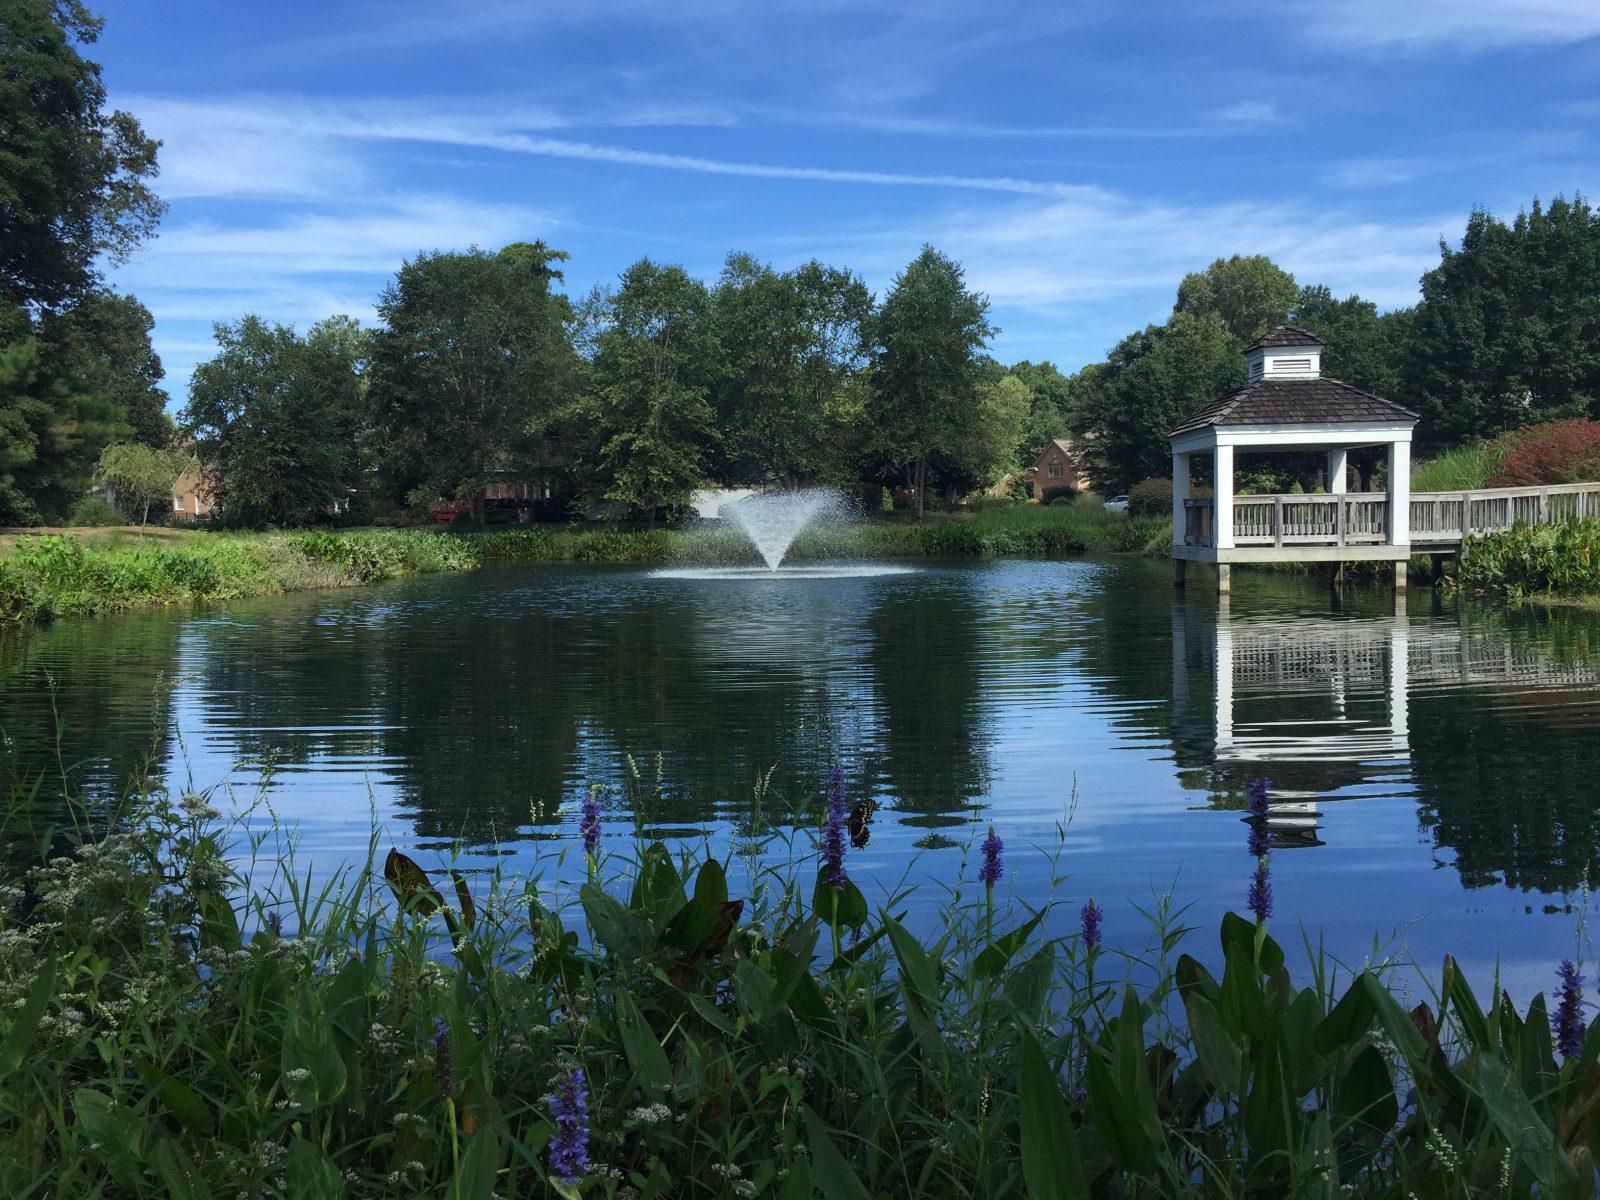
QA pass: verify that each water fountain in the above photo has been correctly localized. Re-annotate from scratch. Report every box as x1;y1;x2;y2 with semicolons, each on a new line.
651;487;914;580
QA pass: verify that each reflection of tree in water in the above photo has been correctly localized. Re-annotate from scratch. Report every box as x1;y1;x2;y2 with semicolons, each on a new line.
1410;601;1600;894
0;612;180;861
865;577;992;828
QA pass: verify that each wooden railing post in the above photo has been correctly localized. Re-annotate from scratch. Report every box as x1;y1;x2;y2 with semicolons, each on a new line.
1273;496;1284;547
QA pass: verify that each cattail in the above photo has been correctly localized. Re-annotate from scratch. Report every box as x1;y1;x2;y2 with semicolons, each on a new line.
579;786;602;856
1080;898;1103;949
547;1066;591;1185
822;766;849;891
978;826;1003;888
1554;960;1586;1059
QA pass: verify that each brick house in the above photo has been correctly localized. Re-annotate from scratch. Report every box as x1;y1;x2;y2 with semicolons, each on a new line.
170;470;213;520
1031;439;1087;499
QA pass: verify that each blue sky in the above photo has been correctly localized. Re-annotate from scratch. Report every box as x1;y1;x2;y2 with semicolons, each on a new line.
97;0;1599;398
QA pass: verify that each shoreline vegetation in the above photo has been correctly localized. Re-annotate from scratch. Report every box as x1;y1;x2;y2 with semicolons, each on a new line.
3;776;1598;1197
0;506;1170;624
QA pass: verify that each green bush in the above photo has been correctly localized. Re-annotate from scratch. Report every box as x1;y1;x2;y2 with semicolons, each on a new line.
1039;485;1076;505
1412;443;1498;491
1127;477;1173;517
1455;518;1600;597
67;495;126;527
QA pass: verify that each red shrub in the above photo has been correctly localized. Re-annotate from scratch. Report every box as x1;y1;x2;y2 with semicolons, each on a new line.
1487;419;1600;487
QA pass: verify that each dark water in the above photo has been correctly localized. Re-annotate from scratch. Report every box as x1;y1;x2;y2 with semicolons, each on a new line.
4;557;1600;994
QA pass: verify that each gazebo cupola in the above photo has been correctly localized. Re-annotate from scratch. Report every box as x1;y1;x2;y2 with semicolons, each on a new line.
1168;325;1420;590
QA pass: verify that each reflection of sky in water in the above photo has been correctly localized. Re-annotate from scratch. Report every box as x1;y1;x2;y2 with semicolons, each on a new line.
3;557;1600;999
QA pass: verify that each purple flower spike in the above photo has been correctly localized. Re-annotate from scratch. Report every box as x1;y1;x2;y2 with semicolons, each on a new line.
979;826;1003;888
1247;859;1273;923
580;787;602;855
432;1016;454;1098
1554;960;1586;1059
548;1066;590;1185
1080;898;1103;949
823;766;849;891
1245;778;1271;858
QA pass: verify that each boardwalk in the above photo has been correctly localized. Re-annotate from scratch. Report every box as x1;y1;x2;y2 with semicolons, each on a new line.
1179;481;1600;560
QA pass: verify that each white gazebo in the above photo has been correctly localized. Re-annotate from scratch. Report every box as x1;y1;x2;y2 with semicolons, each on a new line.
1168;326;1419;591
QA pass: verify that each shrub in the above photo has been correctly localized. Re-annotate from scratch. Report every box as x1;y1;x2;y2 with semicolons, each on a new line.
1127;477;1173;517
1488;419;1600;487
1412;443;1497;491
66;495;126;527
1456;518;1600;597
1039;485;1077;505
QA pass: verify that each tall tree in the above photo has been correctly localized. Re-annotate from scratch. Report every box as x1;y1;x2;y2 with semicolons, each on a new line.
1409;196;1600;452
95;440;193;525
39;290;170;444
1173;255;1298;343
930;366;1031;499
368;244;577;518
1292;284;1412;400
868;246;995;521
1069;311;1242;491
0;0;164;311
709;254;872;488
590;259;718;527
1008;359;1073;462
183;316;367;527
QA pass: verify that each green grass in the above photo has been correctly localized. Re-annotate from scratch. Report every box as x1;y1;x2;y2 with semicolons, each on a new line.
1;507;1174;624
1;772;1596;1197
1411;444;1498;492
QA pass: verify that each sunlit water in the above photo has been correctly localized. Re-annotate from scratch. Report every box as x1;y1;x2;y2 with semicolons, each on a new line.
4;556;1600;996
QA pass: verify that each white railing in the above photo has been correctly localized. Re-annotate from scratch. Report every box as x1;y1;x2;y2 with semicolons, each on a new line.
1181;482;1600;549
1409;483;1600;542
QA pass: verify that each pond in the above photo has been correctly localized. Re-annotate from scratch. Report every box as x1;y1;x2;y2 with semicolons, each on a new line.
3;556;1599;994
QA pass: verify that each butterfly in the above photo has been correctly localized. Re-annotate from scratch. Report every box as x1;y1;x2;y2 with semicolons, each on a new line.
848;799;879;849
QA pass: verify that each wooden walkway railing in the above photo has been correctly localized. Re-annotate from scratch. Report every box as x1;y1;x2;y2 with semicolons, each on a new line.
1182;481;1600;549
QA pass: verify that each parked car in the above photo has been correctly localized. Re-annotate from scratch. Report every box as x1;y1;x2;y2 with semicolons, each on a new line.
1103;494;1130;513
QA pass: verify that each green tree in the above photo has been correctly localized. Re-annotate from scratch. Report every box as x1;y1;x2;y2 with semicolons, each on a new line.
1409;196;1600;452
39;290;170;445
95;441;193;525
0;0;164;310
183;316;366;527
1292;284;1410;400
1008;359;1073;462
590;259;718;527
1070;311;1242;492
368;244;577;519
1174;254;1298;343
868;246;996;521
709;254;872;487
930;365;1031;499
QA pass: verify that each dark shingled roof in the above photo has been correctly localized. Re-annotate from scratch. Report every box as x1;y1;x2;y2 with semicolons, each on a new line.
1245;324;1325;350
1170;377;1418;437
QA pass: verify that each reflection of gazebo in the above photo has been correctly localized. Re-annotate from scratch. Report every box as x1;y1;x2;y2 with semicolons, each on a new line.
1169;327;1418;591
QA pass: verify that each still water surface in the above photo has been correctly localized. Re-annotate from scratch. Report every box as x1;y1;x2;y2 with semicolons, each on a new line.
3;557;1600;993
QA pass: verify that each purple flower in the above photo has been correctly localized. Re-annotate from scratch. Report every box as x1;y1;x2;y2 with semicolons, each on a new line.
1554;960;1586;1059
548;1066;590;1185
1247;859;1273;923
432;1016;454;1098
1080;898;1103;949
1245;777;1271;858
823;766;849;891
979;826;1003;888
580;787;601;855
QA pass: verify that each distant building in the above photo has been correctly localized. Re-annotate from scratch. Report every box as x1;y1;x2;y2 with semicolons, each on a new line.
1031;439;1087;499
171;470;213;520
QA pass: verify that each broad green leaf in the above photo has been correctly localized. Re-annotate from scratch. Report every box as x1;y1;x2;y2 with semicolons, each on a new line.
151;1136;207;1200
804;1107;872;1200
454;1121;503;1200
776;1156;813;1200
692;857;728;908
1334;1044;1397;1135
1182;991;1241;1096
1220;910;1284;975
1085;1049;1158;1176
1315;973;1376;1055
286;1135;347;1199
383;848;443;916
615;989;673;1094
0;954;53;1079
135;1059;215;1137
1019;1031;1090;1200
974;911;1043;978
1476;1055;1580;1197
1220;940;1272;1042
812;869;867;929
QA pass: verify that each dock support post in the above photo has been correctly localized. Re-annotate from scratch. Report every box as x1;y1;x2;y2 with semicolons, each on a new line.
1173;558;1187;588
1217;564;1231;594
1394;561;1408;591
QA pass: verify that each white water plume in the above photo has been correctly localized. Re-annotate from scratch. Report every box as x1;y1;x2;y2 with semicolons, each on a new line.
720;488;843;570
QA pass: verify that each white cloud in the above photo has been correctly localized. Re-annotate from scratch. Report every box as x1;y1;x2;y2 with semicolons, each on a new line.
1286;0;1600;51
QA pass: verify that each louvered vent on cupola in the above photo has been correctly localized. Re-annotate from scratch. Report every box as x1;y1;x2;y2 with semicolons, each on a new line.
1244;325;1324;382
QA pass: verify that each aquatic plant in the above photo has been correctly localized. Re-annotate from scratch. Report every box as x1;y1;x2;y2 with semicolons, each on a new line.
1554;960;1585;1059
4;776;1600;1197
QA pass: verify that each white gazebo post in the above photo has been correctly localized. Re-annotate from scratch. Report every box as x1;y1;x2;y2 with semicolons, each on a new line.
1213;444;1235;591
1171;449;1191;585
1326;447;1348;496
1387;436;1411;590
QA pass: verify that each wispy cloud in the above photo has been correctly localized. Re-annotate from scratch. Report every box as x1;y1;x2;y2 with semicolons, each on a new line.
1284;0;1600;51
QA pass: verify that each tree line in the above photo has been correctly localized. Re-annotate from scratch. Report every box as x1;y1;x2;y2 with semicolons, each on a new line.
5;1;1598;528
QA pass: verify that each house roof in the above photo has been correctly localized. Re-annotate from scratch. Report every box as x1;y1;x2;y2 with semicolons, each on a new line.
1169;377;1418;437
1032;438;1074;463
1245;324;1325;351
